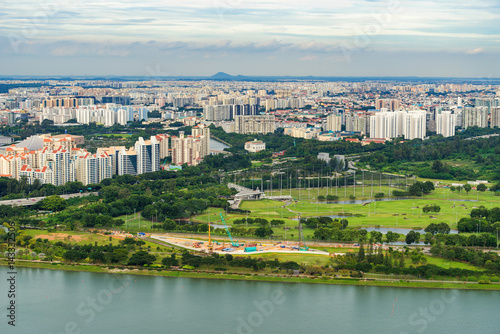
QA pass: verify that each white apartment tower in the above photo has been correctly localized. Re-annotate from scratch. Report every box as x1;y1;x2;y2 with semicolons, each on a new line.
436;110;457;137
135;136;160;174
326;114;342;132
402;110;427;140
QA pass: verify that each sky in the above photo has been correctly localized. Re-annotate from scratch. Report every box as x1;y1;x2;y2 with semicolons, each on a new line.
0;0;499;77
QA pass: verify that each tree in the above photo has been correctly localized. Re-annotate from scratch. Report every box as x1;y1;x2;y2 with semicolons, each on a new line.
254;226;274;238
385;231;400;244
40;195;67;212
357;243;365;262
270;219;285;227
432;160;444;174
463;184;472;193
128;251;156;266
424;232;434;245
111;249;129;263
340;219;349;229
63;250;83;262
314;227;333;240
423;181;435;194
477;184;487;192
162;254;178;268
370;231;383;244
405;231;417;245
162;219;177;231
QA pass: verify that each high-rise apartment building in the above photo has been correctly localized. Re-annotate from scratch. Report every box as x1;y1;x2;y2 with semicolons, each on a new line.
491;107;500;128
118;148;138;175
135;136;160;175
369;111;401;139
370;110;426;140
436;110;456;137
463;107;488;128
170;132;203;166
325;114;342;132
375;99;401;111
402;110;427;140
191;125;210;158
234;115;275;134
345;113;368;134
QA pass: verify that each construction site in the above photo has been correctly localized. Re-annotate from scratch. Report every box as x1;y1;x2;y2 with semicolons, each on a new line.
150;213;330;256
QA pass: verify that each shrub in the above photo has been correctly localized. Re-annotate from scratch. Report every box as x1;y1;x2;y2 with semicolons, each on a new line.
478;275;491;284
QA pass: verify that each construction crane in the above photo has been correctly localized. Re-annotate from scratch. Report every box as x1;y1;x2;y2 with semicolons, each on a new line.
298;214;309;251
219;213;240;247
208;220;213;252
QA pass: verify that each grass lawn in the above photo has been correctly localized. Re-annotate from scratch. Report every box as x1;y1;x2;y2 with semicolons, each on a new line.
423;256;486;271
116;213;156;230
246;253;332;266
22;230;123;246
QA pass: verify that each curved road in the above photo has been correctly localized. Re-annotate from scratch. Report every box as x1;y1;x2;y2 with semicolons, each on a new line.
0;192;98;207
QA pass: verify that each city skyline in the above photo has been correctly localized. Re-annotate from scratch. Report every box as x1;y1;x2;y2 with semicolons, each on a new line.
1;0;499;77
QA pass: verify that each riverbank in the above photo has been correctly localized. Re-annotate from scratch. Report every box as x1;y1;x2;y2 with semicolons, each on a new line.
4;260;500;291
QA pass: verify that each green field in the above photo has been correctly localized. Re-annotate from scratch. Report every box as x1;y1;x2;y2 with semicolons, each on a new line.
423;256;485;271
190;184;500;242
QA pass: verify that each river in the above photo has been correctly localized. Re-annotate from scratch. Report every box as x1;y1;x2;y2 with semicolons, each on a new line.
1;267;499;334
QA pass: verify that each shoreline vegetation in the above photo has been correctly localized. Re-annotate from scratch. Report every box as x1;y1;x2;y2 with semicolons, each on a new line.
3;260;500;291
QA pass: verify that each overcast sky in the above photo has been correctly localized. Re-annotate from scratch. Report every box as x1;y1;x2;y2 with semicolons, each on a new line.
0;0;499;77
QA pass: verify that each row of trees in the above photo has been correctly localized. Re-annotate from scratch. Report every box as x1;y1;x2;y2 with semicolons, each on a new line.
431;243;500;270
232;218;285;227
301;217;349;230
179;252;300;271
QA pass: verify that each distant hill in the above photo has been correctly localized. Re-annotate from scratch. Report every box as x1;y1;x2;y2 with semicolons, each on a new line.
209;72;250;80
210;72;235;79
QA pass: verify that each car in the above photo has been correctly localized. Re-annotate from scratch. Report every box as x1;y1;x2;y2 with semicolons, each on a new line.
18;200;21;202
32;199;36;201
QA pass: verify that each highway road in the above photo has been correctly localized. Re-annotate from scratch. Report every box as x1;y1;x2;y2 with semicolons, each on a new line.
0;192;99;207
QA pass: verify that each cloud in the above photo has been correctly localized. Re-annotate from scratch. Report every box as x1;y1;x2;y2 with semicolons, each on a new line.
0;0;500;76
465;48;485;54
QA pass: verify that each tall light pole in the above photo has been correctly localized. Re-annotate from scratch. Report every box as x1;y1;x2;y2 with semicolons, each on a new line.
353;171;356;197
371;171;373;197
379;172;382;193
362;170;364;198
280;173;283;196
271;173;273;197
344;173;347;198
